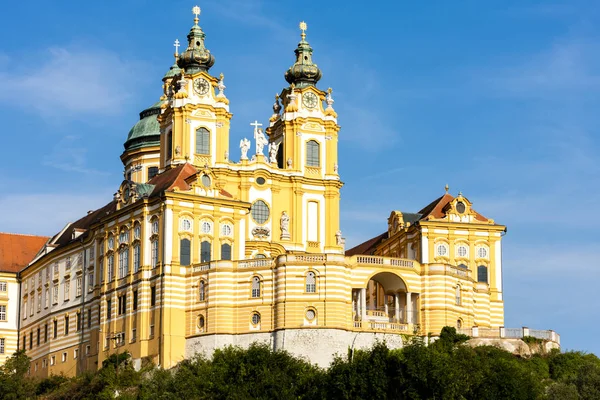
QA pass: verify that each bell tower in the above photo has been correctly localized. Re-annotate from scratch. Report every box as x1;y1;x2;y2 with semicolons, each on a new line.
266;22;343;253
159;6;232;171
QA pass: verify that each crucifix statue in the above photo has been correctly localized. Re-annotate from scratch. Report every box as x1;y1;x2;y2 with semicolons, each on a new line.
251;120;268;155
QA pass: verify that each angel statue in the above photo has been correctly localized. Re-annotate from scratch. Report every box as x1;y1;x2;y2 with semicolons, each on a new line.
240;138;251;160
255;128;268;155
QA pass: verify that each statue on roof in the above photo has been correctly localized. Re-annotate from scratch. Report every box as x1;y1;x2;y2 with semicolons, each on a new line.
240;138;251;160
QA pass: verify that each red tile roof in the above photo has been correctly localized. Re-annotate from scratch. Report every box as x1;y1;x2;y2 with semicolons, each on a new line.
419;193;488;222
0;233;50;273
345;231;388;256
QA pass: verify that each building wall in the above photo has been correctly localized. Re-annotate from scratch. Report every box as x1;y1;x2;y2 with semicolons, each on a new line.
0;272;19;365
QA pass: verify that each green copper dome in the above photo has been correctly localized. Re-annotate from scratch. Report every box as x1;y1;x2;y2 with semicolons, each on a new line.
284;23;322;88
123;101;164;152
177;13;215;74
163;62;182;79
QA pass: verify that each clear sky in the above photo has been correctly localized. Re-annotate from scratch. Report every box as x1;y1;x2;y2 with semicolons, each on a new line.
1;1;598;355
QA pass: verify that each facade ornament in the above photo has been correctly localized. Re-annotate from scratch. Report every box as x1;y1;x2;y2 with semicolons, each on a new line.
273;94;281;114
239;138;251;160
175;72;188;98
268;142;279;164
175;145;181;155
324;87;337;117
286;83;299;112
250;120;268;155
287;157;293;168
335;230;345;246
251;226;270;239
280;211;290;240
113;190;122;202
217;73;226;97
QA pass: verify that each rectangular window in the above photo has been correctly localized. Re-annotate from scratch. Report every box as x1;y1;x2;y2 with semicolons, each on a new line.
107;256;114;281
196;127;210;155
37;293;41;312
62;352;67;362
200;241;211;263
66;257;71;269
53;320;58;339
131;328;137;342
0;305;6;321
86;345;90;355
118;294;127;315
64;279;70;301
29;332;33;349
150;286;156;306
74;348;78;359
23;300;27;319
107;299;112;320
37;328;40;345
149;324;155;338
180;239;191;266
88;272;94;292
151;240;158;268
0;281;6;292
76;313;81;332
76;277;82;297
88;308;92;329
133;245;140;273
45;288;49;308
30;296;35;316
42;358;47;368
46;267;50;281
100;259;104;283
0;338;5;354
44;324;48;343
38;271;42;287
221;243;232;261
306;140;320;167
53;285;59;304
148;166;159;179
50;356;55;366
22;335;26;350
118;248;129;279
64;315;69;335
133;290;138;311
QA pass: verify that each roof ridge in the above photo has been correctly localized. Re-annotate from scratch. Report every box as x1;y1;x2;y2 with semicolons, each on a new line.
0;232;51;238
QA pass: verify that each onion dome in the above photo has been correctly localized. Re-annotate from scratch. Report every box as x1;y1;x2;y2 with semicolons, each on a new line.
177;6;215;74
163;61;181;80
123;101;164;152
284;22;322;88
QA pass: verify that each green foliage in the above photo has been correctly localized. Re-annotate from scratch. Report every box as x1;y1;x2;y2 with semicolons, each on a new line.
1;326;599;399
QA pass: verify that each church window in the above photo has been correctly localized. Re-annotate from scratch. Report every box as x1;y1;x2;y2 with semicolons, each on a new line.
151;220;159;235
196;128;210;155
148;166;159;180
221;243;232;261
151;239;159;268
251;312;261;325
251;200;270;224
221;223;232;237
251;277;261;298
181;218;192;231
166;131;173;159
477;247;488;259
455;286;461;306
201;221;212;234
306;140;320;167
477;265;488;283
436;243;448;257
199;281;206;301
256;177;266;185
180;239;191;266
306;272;316;293
456;245;468;258
133;244;140;273
200;241;211;263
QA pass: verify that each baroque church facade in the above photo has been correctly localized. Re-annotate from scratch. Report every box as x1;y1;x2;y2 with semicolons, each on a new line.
14;7;510;375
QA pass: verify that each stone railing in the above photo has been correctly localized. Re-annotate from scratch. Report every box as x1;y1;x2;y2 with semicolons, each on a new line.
458;326;560;344
353;320;409;332
350;255;416;269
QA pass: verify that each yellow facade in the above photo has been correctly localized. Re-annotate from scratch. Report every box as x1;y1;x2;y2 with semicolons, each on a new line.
13;8;513;374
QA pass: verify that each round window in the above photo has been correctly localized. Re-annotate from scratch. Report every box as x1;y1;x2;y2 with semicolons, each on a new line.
256;177;266;185
201;221;212;234
201;174;211;187
251;312;261;325
456;201;466;214
221;224;232;236
181;219;192;231
477;247;488;259
251;200;270;224
457;245;468;258
306;309;316;320
436;244;447;257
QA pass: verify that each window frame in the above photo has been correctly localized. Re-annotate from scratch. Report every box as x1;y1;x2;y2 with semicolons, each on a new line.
306;140;320;167
195;127;210;155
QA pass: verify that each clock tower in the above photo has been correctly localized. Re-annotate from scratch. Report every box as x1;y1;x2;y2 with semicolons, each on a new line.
158;6;232;171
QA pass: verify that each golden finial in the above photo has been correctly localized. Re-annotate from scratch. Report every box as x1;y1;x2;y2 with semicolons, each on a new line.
275;93;279;100
327;87;332;94
219;72;224;80
444;184;449;193
192;5;201;24
299;21;307;40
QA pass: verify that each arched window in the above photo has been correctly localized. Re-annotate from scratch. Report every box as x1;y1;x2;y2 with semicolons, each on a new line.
201;241;211;263
251;277;261;298
457;263;468;270
180;239;191;266
457;319;462;329
477;265;488;283
199;281;206;301
221;243;231;260
305;272;316;293
196;128;210;155
166;131;173;159
198;315;205;330
118;247;129;278
306;140;320;167
251;312;261;325
455;286;461;306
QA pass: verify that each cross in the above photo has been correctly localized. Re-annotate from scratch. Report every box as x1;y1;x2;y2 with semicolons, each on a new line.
299;21;307;33
250;120;263;131
174;39;180;56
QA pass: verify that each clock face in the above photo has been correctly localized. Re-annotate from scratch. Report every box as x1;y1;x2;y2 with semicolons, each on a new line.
302;92;318;109
194;78;210;95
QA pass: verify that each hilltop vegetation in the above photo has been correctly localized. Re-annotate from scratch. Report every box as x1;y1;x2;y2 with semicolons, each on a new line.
1;328;599;399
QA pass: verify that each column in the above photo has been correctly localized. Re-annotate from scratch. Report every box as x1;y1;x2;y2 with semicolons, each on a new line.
384;297;389;316
360;288;367;320
394;294;400;322
406;292;413;324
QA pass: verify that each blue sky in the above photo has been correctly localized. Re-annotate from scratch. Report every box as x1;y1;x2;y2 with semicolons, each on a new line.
1;1;599;355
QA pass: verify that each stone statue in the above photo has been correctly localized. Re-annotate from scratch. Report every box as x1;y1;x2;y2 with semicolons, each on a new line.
268;142;279;164
280;211;290;240
239;138;251;160
255;128;268;155
287;158;292;168
335;230;345;246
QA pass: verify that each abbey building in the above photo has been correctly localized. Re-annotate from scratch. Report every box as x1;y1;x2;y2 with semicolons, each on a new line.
0;7;557;375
